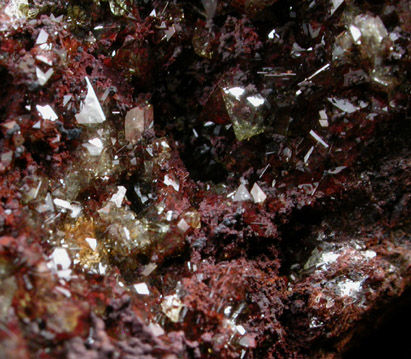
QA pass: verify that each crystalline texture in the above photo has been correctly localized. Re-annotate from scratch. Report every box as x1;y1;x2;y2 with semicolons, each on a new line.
110;186;127;208
164;175;180;191
177;218;190;233
134;282;150;295
82;138;104;156
36;67;54;86
75;77;106;125
161;294;183;322
337;279;362;297
233;184;252;202
330;0;344;16
85;237;97;251
36;104;58;121
35;29;49;45
201;0;217;19
125;105;154;144
222;88;265;141
328;97;359;113
353;14;388;47
250;183;267;204
49;248;72;279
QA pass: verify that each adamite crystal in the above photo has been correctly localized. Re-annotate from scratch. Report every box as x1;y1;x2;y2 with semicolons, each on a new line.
222;86;266;141
125;105;154;144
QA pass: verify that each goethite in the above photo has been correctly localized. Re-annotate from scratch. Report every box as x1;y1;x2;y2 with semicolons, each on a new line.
0;1;410;358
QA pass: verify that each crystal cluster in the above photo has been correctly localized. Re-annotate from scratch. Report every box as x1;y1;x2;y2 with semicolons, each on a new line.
0;1;410;359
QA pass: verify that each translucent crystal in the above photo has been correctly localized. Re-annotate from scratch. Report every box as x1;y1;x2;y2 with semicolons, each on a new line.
164;174;180;191
177;218;190;233
224;87;245;100
53;198;82;218
236;325;246;335
141;263;157;276
36;193;54;213
161;294;183;322
85;237;97;251
246;95;265;107
134;282;150;295
233;184;252;202
75;77;106;125
304;146;314;163
4;0;29;20
164;26;176;41
82;138;104;156
353;14;388;48
36;67;54;86
49;248;72;279
35;29;49;45
349;25;362;44
124;105;153;144
330;0;344;16
109;186;127;208
182;210;201;229
201;0;217;19
250;183;267;204
309;130;329;148
319;110;329;127
36;104;58;121
328;97;359;113
28;184;41;203
337;278;362;297
222;88;265;141
239;334;256;348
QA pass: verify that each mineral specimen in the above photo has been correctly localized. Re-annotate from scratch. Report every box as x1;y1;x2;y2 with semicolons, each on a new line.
0;0;409;359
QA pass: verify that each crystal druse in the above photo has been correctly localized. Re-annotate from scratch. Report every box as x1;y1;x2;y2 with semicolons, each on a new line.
0;1;410;359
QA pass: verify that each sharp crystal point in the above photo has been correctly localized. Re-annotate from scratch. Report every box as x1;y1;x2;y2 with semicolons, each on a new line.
36;104;58;121
75;77;106;125
85;237;97;251
177;218;190;233
250;183;267;204
36;67;54;86
330;0;344;16
164;175;180;191
110;186;127;208
125;105;153;144
36;29;49;45
233;184;252;202
201;0;217;19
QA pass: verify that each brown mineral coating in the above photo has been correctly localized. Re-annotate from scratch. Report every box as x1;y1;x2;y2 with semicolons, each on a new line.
0;1;410;359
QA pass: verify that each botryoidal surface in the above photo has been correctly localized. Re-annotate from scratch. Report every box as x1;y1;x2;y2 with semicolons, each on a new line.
0;1;410;358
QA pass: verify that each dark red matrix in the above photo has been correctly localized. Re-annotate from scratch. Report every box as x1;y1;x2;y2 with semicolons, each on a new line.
0;1;410;358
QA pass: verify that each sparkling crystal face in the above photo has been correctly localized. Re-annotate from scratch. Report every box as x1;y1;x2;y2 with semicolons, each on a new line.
0;1;409;359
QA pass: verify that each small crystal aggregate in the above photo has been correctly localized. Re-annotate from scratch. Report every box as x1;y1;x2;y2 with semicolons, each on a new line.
0;1;410;359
